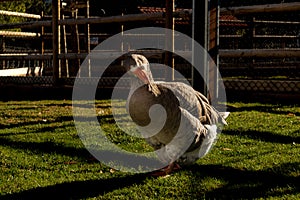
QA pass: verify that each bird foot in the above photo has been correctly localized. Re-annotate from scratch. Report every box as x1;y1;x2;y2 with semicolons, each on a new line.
149;163;181;177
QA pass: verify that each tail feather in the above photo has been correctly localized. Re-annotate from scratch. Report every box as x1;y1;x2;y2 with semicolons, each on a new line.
194;91;228;125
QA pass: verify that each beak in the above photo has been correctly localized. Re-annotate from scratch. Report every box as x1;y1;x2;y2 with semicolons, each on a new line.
130;66;150;84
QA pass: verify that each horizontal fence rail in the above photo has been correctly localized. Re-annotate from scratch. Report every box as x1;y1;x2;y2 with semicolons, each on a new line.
0;10;41;19
0;50;194;60
219;49;300;58
220;2;300;15
0;30;40;37
0;11;191;30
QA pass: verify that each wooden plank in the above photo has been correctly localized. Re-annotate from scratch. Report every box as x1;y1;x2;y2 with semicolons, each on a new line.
0;67;41;76
0;20;52;30
52;0;60;85
85;0;90;77
219;49;300;58
0;10;41;19
0;54;52;60
254;19;300;25
164;0;175;81
221;2;300;15
192;0;208;94
0;31;40;37
254;35;298;38
208;0;219;102
220;35;298;38
0;0;23;1
220;18;300;25
0;11;191;30
0;50;193;61
220;35;243;38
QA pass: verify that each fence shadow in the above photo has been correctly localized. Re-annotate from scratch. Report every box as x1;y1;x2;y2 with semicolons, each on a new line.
186;163;300;199
2;163;298;199
1;174;148;200
226;104;300;115
223;129;300;144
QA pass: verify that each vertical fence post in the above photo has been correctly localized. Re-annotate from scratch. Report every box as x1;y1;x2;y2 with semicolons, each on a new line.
193;0;219;101
61;12;69;77
41;11;45;76
52;0;60;85
208;0;219;102
192;0;208;95
71;6;81;77
297;32;300;47
0;36;4;69
165;0;175;81
85;0;91;77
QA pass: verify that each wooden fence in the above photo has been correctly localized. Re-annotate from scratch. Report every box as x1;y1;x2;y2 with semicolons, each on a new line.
218;2;300;100
0;1;300;101
0;0;192;78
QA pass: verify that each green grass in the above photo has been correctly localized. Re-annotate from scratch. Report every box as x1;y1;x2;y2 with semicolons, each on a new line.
0;100;299;199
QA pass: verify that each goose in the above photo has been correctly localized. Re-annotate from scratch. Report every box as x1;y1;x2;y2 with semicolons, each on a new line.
123;53;229;176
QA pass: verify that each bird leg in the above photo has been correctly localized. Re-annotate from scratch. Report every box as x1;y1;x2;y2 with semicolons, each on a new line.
150;162;181;177
165;162;176;174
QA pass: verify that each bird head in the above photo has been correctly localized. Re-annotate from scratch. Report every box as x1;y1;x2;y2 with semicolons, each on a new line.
123;53;161;96
123;53;153;84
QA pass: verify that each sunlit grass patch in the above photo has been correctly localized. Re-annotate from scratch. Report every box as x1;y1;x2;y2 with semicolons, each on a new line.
0;100;299;199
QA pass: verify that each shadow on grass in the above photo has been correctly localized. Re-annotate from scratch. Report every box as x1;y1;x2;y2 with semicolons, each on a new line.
2;163;299;199
227;104;300;116
187;163;300;199
1;174;148;200
0;137;161;199
0;115;74;130
223;129;300;144
0;124;75;137
0;137;91;160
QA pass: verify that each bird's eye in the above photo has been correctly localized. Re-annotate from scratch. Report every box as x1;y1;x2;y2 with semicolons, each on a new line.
140;64;149;70
130;65;139;72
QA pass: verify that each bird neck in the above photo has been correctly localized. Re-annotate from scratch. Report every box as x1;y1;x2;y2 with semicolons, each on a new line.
128;76;143;93
129;76;161;97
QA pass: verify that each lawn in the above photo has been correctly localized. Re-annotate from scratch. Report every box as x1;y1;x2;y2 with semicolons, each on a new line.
0;99;299;199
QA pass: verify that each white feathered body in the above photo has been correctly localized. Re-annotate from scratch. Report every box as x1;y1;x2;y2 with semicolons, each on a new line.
128;81;226;165
125;54;228;166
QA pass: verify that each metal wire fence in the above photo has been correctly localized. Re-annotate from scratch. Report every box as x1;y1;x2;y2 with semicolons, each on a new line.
0;2;300;101
219;3;300;99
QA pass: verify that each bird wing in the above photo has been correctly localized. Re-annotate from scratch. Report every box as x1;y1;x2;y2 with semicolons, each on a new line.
155;81;226;125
